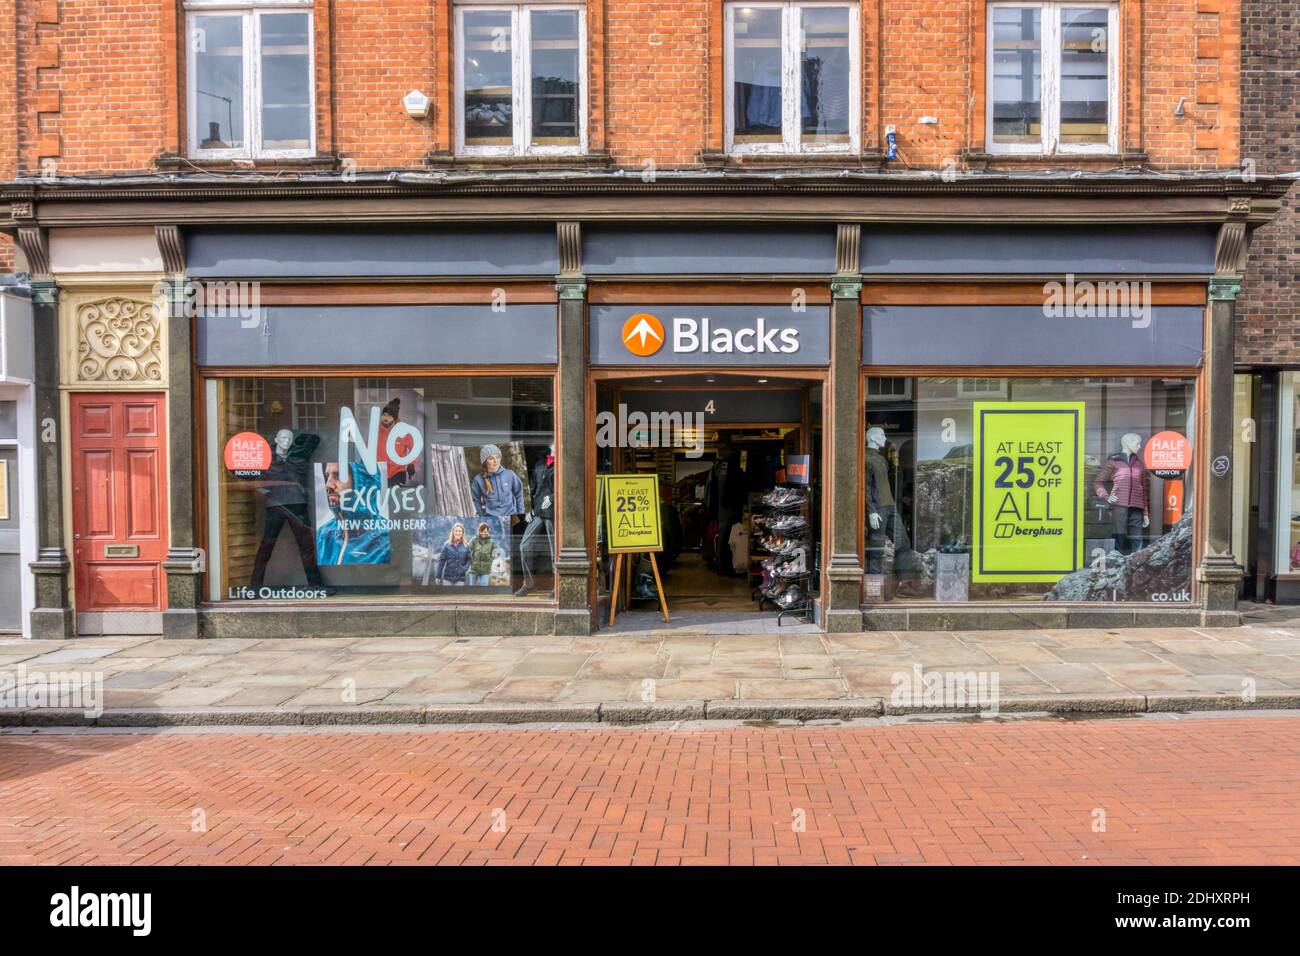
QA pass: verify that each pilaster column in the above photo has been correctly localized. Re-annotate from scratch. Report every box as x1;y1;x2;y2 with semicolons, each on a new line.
159;264;202;638
1197;272;1244;616
822;225;865;632
26;277;75;639
553;251;593;635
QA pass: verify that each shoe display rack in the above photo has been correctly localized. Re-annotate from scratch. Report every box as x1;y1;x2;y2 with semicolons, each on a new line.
751;485;813;625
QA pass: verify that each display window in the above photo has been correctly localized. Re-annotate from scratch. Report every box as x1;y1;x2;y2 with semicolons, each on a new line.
864;375;1197;604
204;374;555;602
1276;372;1300;575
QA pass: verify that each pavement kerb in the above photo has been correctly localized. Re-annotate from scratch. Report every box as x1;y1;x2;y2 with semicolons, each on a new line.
1144;692;1300;712
702;699;886;721
6;693;1300;727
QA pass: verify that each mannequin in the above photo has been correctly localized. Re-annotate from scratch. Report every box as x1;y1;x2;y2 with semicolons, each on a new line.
516;443;556;596
1094;432;1151;555
705;437;746;575
250;427;324;589
866;426;914;579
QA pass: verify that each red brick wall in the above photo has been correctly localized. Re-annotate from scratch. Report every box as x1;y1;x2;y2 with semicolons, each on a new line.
18;0;177;175
330;0;438;165
605;1;711;167
1235;0;1299;365
1;0;1247;176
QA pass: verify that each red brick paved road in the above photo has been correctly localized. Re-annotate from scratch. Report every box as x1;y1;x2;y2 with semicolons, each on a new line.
2;716;1298;865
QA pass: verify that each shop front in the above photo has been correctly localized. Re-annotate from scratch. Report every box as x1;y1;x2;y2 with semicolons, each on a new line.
588;314;829;628
1232;369;1300;604
857;224;1224;629
5;171;1289;638
0;285;36;635
189;225;565;637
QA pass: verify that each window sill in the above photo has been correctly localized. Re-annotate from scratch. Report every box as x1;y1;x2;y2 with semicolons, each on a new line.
425;150;614;169
961;148;1149;170
701;149;886;169
155;153;342;173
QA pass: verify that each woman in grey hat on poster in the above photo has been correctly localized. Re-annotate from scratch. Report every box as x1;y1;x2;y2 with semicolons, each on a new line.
471;443;524;518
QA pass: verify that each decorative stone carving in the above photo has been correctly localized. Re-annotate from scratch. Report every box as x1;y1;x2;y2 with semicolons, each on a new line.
1213;220;1248;276
835;223;861;276
556;221;582;277
75;296;164;383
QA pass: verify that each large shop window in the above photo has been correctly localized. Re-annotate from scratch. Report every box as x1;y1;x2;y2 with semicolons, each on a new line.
987;1;1118;154
206;375;556;602
186;1;316;158
865;376;1196;604
725;2;860;155
456;3;586;156
1276;373;1300;576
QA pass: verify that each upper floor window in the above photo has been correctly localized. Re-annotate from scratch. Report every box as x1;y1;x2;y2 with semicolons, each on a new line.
456;3;587;156
186;0;315;159
725;2;859;155
988;2;1118;154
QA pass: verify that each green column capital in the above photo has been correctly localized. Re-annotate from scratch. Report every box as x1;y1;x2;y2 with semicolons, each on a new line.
1207;275;1242;302
28;279;59;306
830;276;863;301
556;277;588;300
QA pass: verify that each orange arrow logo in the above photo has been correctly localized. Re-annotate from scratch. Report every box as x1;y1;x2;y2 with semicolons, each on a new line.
621;313;665;357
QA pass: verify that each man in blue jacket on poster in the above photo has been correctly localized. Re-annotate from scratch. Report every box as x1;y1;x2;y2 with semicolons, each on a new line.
316;460;392;565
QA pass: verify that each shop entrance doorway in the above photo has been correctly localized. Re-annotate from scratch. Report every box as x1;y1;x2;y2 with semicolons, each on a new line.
591;373;824;632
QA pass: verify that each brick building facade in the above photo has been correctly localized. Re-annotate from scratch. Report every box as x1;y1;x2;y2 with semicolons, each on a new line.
1230;0;1298;603
0;0;1252;178
1236;0;1298;364
0;1;1293;638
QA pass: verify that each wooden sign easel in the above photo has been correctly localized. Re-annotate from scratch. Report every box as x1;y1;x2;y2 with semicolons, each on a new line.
601;473;670;625
608;550;669;625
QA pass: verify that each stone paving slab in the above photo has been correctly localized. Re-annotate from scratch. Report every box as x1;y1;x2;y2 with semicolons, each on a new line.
1;605;1299;725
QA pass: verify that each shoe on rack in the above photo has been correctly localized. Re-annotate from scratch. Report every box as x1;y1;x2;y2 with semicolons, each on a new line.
775;584;806;609
761;487;797;506
764;487;808;510
771;536;807;557
762;579;791;600
769;515;808;533
773;556;807;578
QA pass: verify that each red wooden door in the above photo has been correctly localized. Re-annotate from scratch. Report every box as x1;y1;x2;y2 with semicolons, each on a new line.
70;393;168;613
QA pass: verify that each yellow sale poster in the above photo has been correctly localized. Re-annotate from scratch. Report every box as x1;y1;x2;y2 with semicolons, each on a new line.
972;402;1085;583
602;474;662;553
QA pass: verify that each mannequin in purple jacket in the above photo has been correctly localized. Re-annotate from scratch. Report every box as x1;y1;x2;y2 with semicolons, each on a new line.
1094;432;1151;555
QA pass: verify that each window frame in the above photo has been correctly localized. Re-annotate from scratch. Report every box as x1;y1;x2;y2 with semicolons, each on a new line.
291;376;327;431
860;369;1202;608
185;0;317;160
454;2;589;158
985;0;1119;156
724;0;861;157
